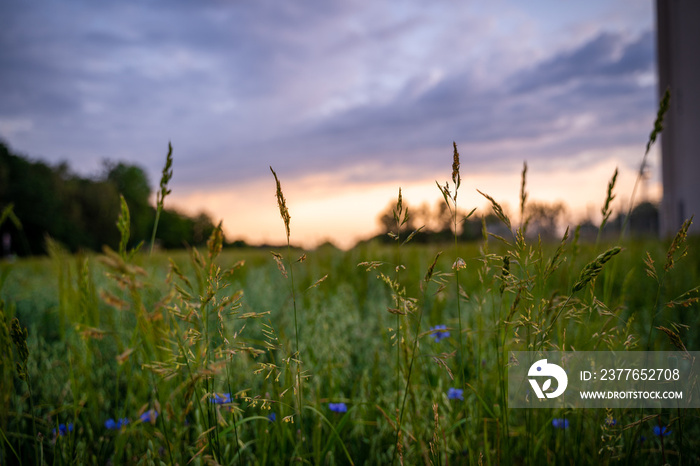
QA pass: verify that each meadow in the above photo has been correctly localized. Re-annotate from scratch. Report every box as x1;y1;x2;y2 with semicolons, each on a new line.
2;92;700;465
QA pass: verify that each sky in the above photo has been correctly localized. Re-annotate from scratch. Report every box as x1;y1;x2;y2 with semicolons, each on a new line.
0;0;660;248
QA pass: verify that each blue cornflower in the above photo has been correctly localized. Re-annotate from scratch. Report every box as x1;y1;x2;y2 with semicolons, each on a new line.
653;425;671;437
268;413;276;422
140;410;158;423
431;325;450;342
52;423;73;437
552;418;569;429
447;388;464;401
328;402;348;413
105;418;130;430
210;393;232;405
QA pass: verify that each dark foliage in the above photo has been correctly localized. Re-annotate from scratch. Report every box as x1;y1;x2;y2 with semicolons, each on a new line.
0;141;216;255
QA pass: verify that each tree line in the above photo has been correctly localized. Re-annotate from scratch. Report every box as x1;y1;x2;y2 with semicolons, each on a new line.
0;141;218;256
372;197;659;244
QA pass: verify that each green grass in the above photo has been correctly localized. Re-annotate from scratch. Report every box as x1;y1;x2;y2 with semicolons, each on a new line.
1;225;700;464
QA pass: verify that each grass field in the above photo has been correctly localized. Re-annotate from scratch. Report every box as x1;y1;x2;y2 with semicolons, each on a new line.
2;192;700;465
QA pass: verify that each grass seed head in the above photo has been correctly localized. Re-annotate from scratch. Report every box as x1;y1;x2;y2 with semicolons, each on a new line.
644;251;657;281
394;188;404;224
646;88;671;155
572;246;622;292
665;216;693;271
601;168;618;229
424;251;442;283
117;194;130;258
437;181;451;205
270;251;288;278
520;161;528;221
499;255;510;294
270;166;291;241
0;303;11;362
10;318;28;364
207;221;224;261
477;189;511;230
10;318;29;380
656;325;690;357
452;141;461;196
158;142;174;206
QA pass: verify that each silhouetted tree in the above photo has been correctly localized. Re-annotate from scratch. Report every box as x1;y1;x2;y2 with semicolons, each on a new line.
104;161;152;244
0;141;221;254
524;201;567;240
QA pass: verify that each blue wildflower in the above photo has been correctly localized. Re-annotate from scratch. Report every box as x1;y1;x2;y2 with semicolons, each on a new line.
605;418;617;427
268;413;276;422
105;418;129;430
431;325;450;342
328;402;348;413
447;388;464;401
653;425;671;437
140;410;158;423
210;393;232;405
552;418;569;429
52;423;73;437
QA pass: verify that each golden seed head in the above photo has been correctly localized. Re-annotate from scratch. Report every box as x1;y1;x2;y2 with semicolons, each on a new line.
270;167;291;241
451;142;461;195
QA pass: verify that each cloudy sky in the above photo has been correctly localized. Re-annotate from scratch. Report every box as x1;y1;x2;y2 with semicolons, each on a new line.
1;0;659;248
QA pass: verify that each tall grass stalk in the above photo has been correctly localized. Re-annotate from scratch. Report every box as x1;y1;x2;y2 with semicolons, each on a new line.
597;168;618;246
392;192;412;388
621;88;670;239
269;167;304;438
149;142;173;256
437;142;466;390
390;189;403;461
385;187;425;465
393;189;403;426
